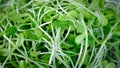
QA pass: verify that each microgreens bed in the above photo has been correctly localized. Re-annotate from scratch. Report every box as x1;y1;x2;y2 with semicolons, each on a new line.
0;0;120;68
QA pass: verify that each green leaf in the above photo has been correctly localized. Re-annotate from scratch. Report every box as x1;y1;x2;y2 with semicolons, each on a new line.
58;14;71;21
101;60;108;68
76;23;84;33
87;17;95;26
5;27;17;36
81;9;92;19
99;13;108;26
60;21;72;30
68;10;78;18
0;49;9;56
103;9;115;19
34;28;43;39
88;0;99;10
53;20;72;30
16;34;24;48
66;34;76;44
23;30;38;40
30;51;39;57
75;33;85;45
19;24;31;30
43;14;51;22
105;62;116;68
8;12;23;22
19;60;27;68
61;44;74;49
53;20;61;29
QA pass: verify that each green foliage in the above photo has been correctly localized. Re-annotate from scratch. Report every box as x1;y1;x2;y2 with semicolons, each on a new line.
53;20;72;30
8;12;24;23
19;60;27;68
0;0;119;68
34;28;43;39
101;60;108;68
75;33;85;45
23;30;38;40
0;49;9;56
30;51;39;57
43;14;51;22
5;26;17;36
19;24;31;30
99;13;108;26
76;23;84;33
16;34;24;48
57;14;71;21
105;62;116;68
68;10;78;18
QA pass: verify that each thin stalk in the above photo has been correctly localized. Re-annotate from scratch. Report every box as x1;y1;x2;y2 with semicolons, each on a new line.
87;26;99;44
49;43;55;65
13;53;45;68
19;0;33;9
28;14;54;44
60;26;71;44
88;47;95;63
78;17;88;68
92;20;120;67
75;41;84;68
